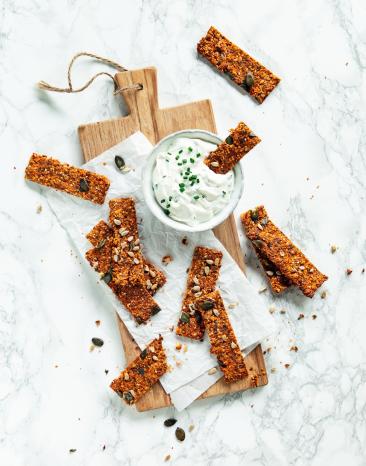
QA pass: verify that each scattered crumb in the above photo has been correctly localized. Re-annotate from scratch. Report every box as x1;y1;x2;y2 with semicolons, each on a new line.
250;404;254;408
95;320;101;326
175;343;182;351
164;455;171;462
271;368;276;373
312;314;317;320
69;449;77;454
362;268;365;274
182;344;188;353
297;313;304;320
280;309;286;314
188;424;195;432
228;302;238;309
269;306;276;314
162;255;173;265
175;360;182;367
320;291;327;299
258;287;267;293
330;245;337;254
102;445;106;451
169;325;174;332
290;346;298;352
182;237;188;246
346;268;352;275
104;369;109;375
36;204;42;214
284;364;290;369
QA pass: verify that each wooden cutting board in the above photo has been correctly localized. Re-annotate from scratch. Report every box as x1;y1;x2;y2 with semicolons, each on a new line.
78;67;267;411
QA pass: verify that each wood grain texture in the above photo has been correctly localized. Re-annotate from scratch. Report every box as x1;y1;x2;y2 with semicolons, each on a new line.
78;67;267;411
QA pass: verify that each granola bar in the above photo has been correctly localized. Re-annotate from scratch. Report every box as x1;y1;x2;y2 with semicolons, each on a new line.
241;206;327;297
197;26;280;104
197;291;247;383
205;122;260;174
86;220;166;295
85;199;162;323
25;153;110;204
176;246;223;340
110;336;167;405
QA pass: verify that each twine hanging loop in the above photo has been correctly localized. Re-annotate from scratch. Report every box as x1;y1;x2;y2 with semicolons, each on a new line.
37;52;142;95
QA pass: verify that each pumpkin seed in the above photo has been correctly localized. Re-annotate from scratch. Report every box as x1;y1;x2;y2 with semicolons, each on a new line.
201;300;214;310
151;305;161;315
180;312;190;323
136;367;145;375
102;272;112;284
250;209;259;221
123;391;134;402
114;155;125;170
91;337;104;347
242;72;254;91
175;427;185;442
164;418;177;427
225;135;233;145
140;348;148;359
79;178;89;192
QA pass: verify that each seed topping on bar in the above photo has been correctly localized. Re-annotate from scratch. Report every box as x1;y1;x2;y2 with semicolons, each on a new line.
110;336;167;405
197;291;247;383
205;122;260;174
25;153;110;204
176;246;223;340
197;26;280;103
241;206;328;297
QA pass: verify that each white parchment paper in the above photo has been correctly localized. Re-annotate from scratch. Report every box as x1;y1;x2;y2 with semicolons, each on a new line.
45;132;275;409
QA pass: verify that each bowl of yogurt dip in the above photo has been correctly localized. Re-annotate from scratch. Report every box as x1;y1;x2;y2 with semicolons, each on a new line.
142;130;244;232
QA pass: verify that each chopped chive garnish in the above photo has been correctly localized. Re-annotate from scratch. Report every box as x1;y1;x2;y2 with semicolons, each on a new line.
163;208;170;215
169;196;172;201
167;152;171;155
179;149;183;154
175;155;179;160
193;195;199;200
182;159;187;164
190;158;195;163
188;147;193;152
166;203;171;208
179;183;185;188
178;162;182;166
183;176;188;180
222;191;226;196
161;199;165;203
196;153;201;157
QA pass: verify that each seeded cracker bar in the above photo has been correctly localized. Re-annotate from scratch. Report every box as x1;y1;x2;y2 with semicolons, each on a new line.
197;291;247;383
86;220;166;295
25;153;110;204
176;246;223;340
205;122;260;174
85;199;162;323
110;336;167;405
197;26;280;103
241;206;328;297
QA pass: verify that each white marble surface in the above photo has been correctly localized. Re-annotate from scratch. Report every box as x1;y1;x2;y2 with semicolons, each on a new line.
1;0;365;465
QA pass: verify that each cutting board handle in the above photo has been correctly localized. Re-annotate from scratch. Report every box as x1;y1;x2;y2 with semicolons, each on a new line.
115;67;160;144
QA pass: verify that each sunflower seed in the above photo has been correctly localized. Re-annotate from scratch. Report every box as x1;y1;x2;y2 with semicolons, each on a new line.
124;373;129;381
114;155;125;170
127;251;134;257
119;228;128;237
113;255;119;262
230;341;237;349
96;238;106;249
121;166;132;174
151;283;158;291
214;258;220;266
127;236;134;242
152;355;158;361
133;258;140;265
211;161;219;167
192;285;200;292
257;223;263;230
194;291;202;298
279;251;285;257
175;427;185;442
204;266;210;275
205;259;214;265
208;368;217;375
146;279;152;289
193;276;199;285
243;72;254;91
212;308;220;317
266;270;274;276
249;131;256;138
149;270;156;278
113;218;121;226
79;178;89;192
221;334;227;341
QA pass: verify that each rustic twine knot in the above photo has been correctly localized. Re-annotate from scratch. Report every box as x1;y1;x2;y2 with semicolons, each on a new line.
37;52;143;95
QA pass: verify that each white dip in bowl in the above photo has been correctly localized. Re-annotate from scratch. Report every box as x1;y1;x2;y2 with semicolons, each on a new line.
152;137;234;226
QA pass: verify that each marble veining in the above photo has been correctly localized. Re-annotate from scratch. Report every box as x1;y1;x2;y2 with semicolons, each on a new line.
0;0;365;465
